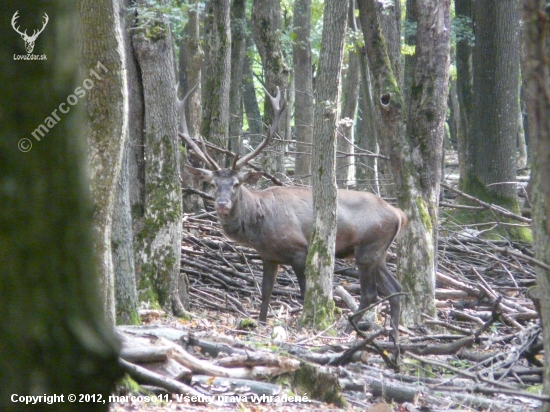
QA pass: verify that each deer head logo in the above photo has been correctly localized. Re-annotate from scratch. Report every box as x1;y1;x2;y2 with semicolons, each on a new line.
11;11;49;54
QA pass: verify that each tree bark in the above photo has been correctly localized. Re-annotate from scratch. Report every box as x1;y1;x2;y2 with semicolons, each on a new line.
406;0;451;299
521;1;550;408
0;0;122;407
113;138;139;325
202;0;231;162
462;0;528;241
228;0;247;156
80;0;128;324
292;0;314;182
251;0;290;175
301;0;348;329
133;18;186;316
358;0;443;325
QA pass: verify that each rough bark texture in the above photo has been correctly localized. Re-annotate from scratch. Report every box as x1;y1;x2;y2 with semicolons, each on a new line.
202;0;231;161
80;0;128;324
521;1;550;408
133;21;186;316
293;0;314;182
407;0;451;274
462;0;528;241
301;0;348;329
358;0;438;325
252;0;290;174
113;138;139;325
228;0;247;156
0;0;122;407
455;0;473;181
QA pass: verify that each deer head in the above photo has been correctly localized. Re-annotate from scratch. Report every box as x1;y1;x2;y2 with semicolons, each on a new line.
178;85;284;215
12;11;49;54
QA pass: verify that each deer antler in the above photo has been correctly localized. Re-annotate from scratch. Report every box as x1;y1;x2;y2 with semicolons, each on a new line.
177;83;221;170
233;86;284;170
11;11;26;37
11;11;49;41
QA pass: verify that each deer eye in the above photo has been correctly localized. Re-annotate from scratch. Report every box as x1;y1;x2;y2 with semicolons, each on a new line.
233;182;240;189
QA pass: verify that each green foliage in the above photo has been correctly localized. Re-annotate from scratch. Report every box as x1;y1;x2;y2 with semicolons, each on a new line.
128;0;205;40
452;15;475;46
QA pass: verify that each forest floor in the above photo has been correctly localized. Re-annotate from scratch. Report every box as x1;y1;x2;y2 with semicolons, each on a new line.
111;171;545;412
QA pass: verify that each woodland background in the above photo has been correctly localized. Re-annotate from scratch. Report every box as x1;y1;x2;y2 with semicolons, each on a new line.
1;0;550;410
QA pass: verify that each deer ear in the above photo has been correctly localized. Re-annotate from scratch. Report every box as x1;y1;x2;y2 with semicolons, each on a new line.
239;171;263;185
186;165;214;182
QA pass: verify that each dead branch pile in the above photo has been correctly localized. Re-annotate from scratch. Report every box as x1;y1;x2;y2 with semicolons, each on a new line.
114;183;546;411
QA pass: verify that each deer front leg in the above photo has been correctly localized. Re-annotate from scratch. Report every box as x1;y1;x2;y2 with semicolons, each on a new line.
259;260;279;323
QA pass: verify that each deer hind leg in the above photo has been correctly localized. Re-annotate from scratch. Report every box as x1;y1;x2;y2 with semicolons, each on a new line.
259;260;279;323
290;261;307;299
376;261;402;341
353;244;380;324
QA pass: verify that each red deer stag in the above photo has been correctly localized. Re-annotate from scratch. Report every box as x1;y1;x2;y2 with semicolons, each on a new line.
179;86;407;337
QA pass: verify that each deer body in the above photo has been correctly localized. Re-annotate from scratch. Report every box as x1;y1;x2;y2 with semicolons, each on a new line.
180;85;405;336
188;167;407;331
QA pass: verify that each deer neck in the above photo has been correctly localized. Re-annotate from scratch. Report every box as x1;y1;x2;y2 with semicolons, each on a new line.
218;187;264;246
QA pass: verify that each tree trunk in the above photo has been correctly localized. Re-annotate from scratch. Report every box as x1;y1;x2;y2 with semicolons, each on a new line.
113;138;139;325
178;0;203;142
292;0;314;182
521;0;550;408
462;0;529;241
80;0;128;324
133;19;186;316
178;0;205;213
406;0;451;303
0;1;122;407
356;51;380;195
358;0;442;325
338;52;360;188
252;0;290;175
202;0;231;162
301;0;348;329
228;0;247;156
455;0;473;181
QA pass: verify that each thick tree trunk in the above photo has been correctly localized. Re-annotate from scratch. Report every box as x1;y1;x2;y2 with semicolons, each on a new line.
292;0;314;182
358;0;441;325
133;21;186;316
80;0;128;324
0;1;122;407
202;0;231;162
252;0;290;175
522;1;550;408
301;0;348;329
462;0;529;241
228;0;247;156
